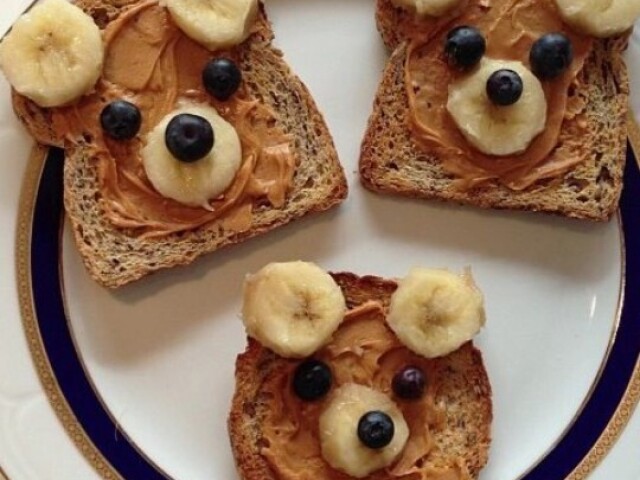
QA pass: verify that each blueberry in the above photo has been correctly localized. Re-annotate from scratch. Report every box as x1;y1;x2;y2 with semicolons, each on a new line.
357;411;395;449
292;359;332;401
165;114;214;163
445;26;486;69
392;366;426;400
486;69;523;106
100;100;141;140
202;58;242;101
530;33;573;80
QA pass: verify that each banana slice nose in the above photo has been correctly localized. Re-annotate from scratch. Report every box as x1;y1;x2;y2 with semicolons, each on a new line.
447;58;547;157
142;103;242;208
318;383;409;478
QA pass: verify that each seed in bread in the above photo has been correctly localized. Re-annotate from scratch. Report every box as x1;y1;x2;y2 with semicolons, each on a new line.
230;264;493;480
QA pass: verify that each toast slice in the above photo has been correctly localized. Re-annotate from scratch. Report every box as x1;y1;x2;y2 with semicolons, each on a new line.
360;0;628;221
229;272;493;480
12;0;347;288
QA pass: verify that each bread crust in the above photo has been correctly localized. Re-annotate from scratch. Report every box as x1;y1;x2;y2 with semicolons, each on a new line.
360;0;629;221
12;0;348;288
228;272;493;480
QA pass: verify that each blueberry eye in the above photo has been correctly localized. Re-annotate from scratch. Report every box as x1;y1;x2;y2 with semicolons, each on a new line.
392;366;426;399
100;100;141;140
202;58;242;101
292;359;332;401
530;33;573;80
445;26;486;69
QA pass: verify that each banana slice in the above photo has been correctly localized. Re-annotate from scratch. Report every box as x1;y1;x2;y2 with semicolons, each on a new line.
319;383;409;478
142;103;242;208
391;0;464;17
447;58;547;156
165;0;259;51
0;0;104;108
555;0;640;38
387;268;485;359
242;262;347;358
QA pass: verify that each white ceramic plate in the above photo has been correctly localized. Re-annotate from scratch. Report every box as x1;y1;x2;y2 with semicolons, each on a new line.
0;1;639;479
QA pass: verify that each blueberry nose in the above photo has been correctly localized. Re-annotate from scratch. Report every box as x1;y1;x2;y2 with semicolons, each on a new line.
358;410;395;449
486;69;524;106
164;113;215;163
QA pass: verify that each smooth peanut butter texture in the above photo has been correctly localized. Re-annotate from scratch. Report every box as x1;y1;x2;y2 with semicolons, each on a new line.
48;0;295;238
260;302;472;480
404;0;593;190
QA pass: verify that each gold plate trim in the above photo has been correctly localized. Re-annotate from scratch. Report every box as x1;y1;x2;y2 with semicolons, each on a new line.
518;216;626;480
566;115;640;479
13;132;640;478
15;145;123;480
627;111;640;161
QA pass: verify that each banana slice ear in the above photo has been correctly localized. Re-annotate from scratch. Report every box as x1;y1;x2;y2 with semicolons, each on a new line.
391;0;466;17
554;0;640;38
165;0;259;51
386;268;486;359
0;0;105;108
242;262;347;358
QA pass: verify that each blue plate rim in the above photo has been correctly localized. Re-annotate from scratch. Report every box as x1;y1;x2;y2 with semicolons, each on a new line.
11;140;640;480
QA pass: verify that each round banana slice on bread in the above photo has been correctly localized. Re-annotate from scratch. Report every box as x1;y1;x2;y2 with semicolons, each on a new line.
391;0;464;17
387;268;485;359
242;262;347;358
555;0;640;38
0;0;104;108
319;384;410;478
447;58;547;156
165;0;259;51
142;103;242;208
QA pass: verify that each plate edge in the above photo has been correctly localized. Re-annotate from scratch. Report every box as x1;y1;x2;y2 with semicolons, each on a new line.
567;361;640;479
14;144;123;480
563;113;640;480
13;130;640;479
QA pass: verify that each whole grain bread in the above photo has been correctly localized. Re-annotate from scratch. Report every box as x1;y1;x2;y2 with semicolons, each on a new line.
12;0;347;288
229;272;492;480
360;0;628;221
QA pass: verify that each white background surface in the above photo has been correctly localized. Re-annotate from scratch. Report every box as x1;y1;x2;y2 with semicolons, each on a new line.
1;1;639;479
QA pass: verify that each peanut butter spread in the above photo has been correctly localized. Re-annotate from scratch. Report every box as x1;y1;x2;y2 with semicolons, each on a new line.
48;1;295;238
260;302;472;480
405;0;593;190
